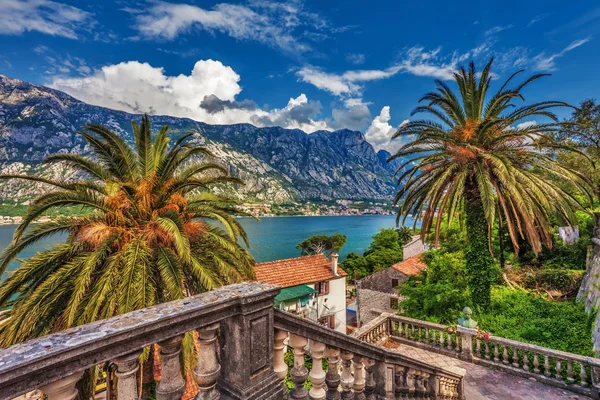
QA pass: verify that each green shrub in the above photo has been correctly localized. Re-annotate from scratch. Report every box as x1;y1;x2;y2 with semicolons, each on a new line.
522;269;584;292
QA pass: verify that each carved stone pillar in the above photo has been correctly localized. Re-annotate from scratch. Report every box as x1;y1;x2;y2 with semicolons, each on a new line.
289;333;309;400
218;291;284;400
373;363;394;400
309;340;326;400
40;371;83;400
340;351;354;400
114;351;141;400
362;358;376;400
325;347;341;400
456;326;475;362
352;356;365;400
195;323;221;400
274;329;289;397
156;335;186;400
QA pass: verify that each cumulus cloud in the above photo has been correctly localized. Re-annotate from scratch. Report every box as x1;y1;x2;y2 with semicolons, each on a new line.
0;0;90;39
50;59;338;133
331;103;372;131
364;106;408;152
131;1;331;55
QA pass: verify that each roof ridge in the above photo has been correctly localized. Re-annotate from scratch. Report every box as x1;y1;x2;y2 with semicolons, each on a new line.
255;253;329;267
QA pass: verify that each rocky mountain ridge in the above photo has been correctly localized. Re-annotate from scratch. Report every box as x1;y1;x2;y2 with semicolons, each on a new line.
0;74;404;204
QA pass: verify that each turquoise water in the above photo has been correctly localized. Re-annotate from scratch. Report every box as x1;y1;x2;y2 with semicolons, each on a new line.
0;215;416;273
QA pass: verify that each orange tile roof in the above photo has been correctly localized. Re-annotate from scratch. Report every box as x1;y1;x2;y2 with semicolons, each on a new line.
254;254;347;288
391;254;427;276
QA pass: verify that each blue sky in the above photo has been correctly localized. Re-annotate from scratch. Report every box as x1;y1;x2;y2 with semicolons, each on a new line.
0;0;599;152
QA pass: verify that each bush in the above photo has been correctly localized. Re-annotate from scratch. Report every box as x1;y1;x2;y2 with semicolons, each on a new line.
522;269;584;292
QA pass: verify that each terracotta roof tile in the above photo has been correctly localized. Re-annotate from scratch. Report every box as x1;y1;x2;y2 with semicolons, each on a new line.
254;254;347;288
391;255;427;276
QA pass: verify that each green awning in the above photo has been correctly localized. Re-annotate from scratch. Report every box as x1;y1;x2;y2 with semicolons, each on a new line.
274;285;317;306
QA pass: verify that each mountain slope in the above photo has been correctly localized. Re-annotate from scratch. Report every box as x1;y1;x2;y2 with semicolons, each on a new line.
0;74;403;203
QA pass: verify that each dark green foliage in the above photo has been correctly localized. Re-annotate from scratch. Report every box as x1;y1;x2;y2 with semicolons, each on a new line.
341;228;403;279
283;349;328;391
465;197;499;310
296;233;347;256
396;226;413;247
399;251;470;324
523;269;584;292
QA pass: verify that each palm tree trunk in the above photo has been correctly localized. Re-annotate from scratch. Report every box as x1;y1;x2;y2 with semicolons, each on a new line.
498;210;505;269
464;182;495;310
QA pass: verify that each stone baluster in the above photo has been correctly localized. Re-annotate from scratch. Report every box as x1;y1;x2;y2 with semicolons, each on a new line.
420;371;431;399
411;324;415;339
290;333;309;400
113;351;141;400
195;324;221;400
544;356;551;377
362;358;376;400
352;356;366;400
274;329;289;384
493;345;500;363
394;366;407;398
325;347;341;400
156;335;186;400
437;377;449;400
412;370;425;398
580;362;588;387
425;327;430;344
502;346;509;365
475;339;481;357
447;333;453;351
40;371;84;400
406;369;417;397
340;351;355;400
533;354;540;374
484;342;490;360
404;323;410;339
523;351;530;372
512;347;519;368
555;359;563;380
309;340;327;400
439;331;445;348
567;361;575;383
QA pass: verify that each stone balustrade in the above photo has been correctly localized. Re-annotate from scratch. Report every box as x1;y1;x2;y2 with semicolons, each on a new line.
355;313;600;399
0;282;465;400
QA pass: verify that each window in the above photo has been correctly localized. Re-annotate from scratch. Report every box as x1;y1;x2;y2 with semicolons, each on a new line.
314;281;329;295
319;315;335;329
390;297;399;309
391;278;399;288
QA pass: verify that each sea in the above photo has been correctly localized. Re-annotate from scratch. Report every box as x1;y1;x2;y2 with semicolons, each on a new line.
0;215;417;275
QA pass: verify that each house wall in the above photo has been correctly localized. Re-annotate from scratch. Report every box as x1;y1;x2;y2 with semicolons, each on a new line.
403;237;426;260
279;276;347;334
356;268;407;326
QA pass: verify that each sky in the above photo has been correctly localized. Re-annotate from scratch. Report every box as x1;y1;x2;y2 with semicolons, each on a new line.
0;0;599;153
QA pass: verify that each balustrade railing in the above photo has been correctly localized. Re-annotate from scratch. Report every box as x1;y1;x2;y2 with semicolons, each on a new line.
355;313;600;399
0;282;465;400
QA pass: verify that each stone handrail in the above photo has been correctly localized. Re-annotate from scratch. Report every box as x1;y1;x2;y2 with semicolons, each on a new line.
0;282;465;400
356;313;600;398
275;309;465;399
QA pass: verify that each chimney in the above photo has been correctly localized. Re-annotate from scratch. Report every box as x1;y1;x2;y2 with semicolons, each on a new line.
331;253;339;275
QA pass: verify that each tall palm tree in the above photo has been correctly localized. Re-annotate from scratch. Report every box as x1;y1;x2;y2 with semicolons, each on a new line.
0;115;254;394
390;59;591;309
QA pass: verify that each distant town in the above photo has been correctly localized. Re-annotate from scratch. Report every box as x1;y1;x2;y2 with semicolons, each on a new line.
0;200;396;224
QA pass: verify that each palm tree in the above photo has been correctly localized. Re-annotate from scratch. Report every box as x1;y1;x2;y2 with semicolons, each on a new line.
0;115;255;394
389;59;591;309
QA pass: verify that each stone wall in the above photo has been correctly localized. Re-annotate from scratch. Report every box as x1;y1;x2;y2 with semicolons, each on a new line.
403;236;426;260
577;212;600;354
356;268;407;326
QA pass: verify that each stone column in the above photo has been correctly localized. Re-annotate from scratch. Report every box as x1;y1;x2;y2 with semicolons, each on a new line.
289;333;309;400
456;326;476;362
352;356;365;400
114;351;142;400
325;347;341;400
195;323;221;400
39;371;84;400
309;340;326;400
339;351;354;400
362;358;376;400
156;335;186;400
218;290;284;400
273;328;289;397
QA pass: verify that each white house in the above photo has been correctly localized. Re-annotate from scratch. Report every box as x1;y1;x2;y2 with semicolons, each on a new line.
254;253;347;333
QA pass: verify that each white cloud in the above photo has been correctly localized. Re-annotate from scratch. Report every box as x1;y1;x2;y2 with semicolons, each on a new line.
364;106;408;152
533;37;590;71
0;0;90;39
345;53;366;65
296;66;360;96
484;25;514;36
528;13;550;27
131;1;332;55
516;121;537;130
49;59;342;134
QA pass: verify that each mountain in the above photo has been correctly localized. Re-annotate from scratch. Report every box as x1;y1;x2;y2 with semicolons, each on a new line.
0;75;404;204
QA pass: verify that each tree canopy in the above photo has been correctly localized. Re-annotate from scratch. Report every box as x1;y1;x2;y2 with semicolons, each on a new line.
296;233;347;256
